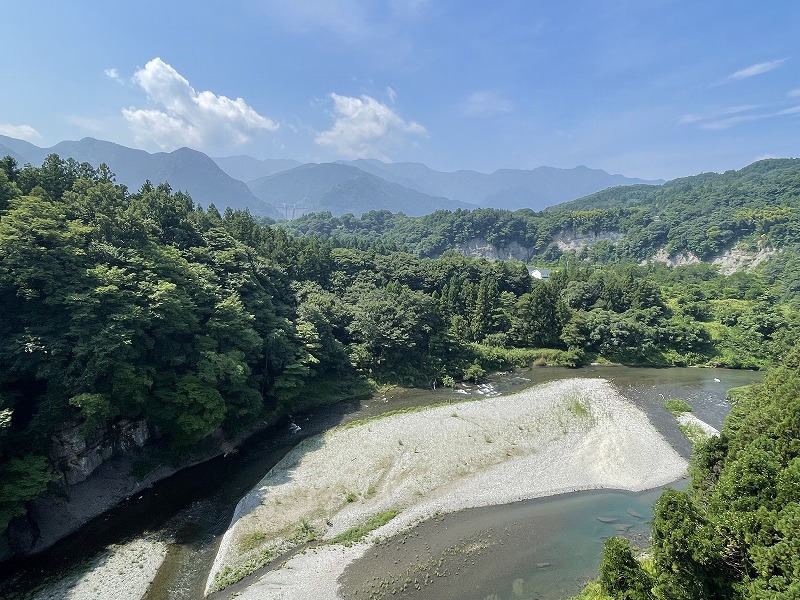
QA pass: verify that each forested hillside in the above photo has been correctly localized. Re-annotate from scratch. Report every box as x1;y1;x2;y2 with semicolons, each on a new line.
284;158;800;268
1;154;798;551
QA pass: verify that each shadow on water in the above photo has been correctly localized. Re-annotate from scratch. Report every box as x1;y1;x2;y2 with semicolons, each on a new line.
0;366;762;599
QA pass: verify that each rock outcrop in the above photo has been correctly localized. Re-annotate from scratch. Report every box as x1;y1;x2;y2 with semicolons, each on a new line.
51;419;150;485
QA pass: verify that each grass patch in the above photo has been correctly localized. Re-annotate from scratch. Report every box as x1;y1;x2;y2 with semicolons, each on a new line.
329;509;399;547
238;530;268;553
567;397;591;418
210;546;282;594
664;397;693;415
568;580;612;600
679;422;709;446
342;402;464;429
292;517;317;543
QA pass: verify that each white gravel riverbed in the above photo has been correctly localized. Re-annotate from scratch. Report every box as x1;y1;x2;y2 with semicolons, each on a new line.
30;536;167;600
207;378;688;599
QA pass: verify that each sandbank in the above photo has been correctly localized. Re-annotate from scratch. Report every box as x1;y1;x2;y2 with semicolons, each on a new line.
206;377;687;598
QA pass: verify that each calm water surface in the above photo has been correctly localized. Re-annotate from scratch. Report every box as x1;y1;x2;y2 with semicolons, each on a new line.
0;367;762;599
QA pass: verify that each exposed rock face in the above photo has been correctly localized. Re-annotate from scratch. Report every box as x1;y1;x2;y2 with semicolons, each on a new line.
646;248;702;268
712;247;778;275
51;419;150;484
456;234;777;277
0;418;153;560
552;229;626;252
455;230;628;262
646;247;778;273
455;237;538;262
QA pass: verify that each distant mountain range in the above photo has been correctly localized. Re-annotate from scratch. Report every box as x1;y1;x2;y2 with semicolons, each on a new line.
336;159;662;211
0;135;663;218
0;135;278;217
247;163;475;218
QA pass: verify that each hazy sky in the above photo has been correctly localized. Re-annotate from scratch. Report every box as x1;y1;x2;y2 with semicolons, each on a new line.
2;1;799;180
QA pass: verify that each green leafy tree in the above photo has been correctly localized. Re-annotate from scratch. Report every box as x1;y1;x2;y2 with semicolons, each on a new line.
599;537;653;599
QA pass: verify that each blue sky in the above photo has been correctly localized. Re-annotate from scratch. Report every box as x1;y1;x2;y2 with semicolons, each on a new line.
1;1;799;180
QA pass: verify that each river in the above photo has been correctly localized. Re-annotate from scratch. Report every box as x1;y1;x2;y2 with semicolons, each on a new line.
0;366;762;599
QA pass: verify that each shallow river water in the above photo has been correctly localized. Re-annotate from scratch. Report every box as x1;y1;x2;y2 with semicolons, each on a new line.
0;366;762;599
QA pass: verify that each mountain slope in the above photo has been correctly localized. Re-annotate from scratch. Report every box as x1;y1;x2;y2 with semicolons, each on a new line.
285;158;800;264
343;159;662;210
0;136;278;217
248;162;476;217
1;134;662;218
213;155;302;182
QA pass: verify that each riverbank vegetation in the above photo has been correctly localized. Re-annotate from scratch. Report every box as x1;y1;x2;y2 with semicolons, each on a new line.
1;154;799;541
574;348;800;599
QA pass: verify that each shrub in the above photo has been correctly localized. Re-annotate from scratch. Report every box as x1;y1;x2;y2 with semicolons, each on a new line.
664;398;692;415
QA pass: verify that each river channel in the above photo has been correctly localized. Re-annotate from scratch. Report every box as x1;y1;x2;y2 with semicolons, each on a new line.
0;366;762;599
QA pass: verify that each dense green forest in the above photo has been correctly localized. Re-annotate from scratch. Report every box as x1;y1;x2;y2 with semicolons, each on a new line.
1;153;798;578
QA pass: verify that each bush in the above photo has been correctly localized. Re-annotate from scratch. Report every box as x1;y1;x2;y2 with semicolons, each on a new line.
664;398;692;415
463;362;486;383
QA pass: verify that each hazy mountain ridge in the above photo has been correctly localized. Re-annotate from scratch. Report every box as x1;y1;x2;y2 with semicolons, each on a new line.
0;135;279;217
2;134;660;218
340;159;663;210
212;155;303;182
247;162;475;217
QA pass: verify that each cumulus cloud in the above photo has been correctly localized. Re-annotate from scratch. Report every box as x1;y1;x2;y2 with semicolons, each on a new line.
315;93;427;160
723;59;788;83
122;57;277;150
461;91;513;118
0;123;42;142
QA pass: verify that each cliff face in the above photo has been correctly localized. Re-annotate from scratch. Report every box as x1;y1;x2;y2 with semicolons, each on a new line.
454;237;538;262
0;418;151;559
454;230;627;262
455;232;776;274
51;419;150;485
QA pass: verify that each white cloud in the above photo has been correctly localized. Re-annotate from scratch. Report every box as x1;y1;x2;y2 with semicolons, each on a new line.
461;91;513;118
677;105;760;125
788;88;800;98
724;59;788;82
777;105;800;116
104;68;121;82
122;57;277;151
315;93;427;160
682;103;800;130
0;123;42;142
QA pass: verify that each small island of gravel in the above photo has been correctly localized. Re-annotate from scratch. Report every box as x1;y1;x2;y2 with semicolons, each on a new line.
206;378;687;598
